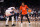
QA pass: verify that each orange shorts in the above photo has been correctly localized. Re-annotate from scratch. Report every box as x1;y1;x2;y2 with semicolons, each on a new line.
22;12;27;15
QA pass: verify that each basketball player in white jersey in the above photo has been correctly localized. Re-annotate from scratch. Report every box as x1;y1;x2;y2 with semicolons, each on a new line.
5;7;16;26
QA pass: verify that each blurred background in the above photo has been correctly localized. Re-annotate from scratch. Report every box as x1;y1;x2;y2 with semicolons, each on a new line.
0;0;40;21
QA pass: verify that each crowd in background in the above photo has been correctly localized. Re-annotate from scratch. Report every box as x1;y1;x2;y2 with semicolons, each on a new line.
0;7;40;21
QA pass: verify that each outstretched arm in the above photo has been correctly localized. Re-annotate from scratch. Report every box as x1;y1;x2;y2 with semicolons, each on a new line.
13;9;17;12
26;5;30;9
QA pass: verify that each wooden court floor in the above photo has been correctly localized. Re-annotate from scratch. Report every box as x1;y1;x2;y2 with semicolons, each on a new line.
0;21;40;27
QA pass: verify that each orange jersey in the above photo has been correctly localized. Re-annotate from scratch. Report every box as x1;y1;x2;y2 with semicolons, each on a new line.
20;5;28;15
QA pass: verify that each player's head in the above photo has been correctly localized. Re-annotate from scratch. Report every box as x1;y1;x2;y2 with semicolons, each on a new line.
21;2;25;6
11;7;15;10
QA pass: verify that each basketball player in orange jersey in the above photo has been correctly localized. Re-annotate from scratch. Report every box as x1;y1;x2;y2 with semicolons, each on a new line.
20;2;30;24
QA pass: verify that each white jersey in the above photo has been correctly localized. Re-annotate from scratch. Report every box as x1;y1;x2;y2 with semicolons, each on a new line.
5;9;13;16
5;7;16;16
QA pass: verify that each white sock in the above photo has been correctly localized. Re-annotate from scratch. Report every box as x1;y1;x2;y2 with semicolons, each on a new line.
12;16;14;25
21;23;23;27
6;17;9;25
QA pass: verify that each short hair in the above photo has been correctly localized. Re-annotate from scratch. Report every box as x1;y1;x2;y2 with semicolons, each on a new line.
22;2;25;4
21;2;25;5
